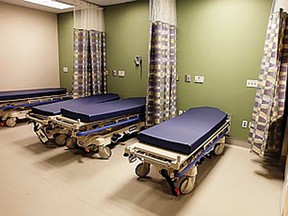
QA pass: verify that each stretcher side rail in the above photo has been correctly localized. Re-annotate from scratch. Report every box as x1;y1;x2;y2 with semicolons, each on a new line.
0;93;70;108
125;119;230;171
52;113;143;131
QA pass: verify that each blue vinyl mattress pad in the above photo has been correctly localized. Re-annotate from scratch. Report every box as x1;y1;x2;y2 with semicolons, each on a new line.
60;97;146;122
137;107;228;155
31;93;120;116
0;88;67;101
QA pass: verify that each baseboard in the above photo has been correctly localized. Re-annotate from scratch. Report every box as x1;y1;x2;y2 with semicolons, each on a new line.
226;137;249;149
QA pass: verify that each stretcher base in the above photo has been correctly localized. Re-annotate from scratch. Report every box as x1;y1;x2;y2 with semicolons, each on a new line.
1;93;70;128
124;120;230;196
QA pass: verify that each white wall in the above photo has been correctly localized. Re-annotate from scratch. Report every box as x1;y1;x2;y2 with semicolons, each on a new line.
0;2;59;91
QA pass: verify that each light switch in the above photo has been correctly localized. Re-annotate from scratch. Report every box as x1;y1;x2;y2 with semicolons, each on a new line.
185;75;191;82
112;70;117;77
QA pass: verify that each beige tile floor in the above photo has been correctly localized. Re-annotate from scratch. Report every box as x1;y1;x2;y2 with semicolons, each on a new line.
0;123;285;216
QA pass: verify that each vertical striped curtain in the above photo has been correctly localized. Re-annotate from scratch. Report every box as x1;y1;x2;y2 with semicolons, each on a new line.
249;9;288;157
73;29;90;97
72;5;107;98
146;0;177;127
90;30;107;95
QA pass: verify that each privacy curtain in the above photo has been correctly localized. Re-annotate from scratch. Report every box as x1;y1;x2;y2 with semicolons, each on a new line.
72;4;107;98
249;1;288;157
146;0;177;127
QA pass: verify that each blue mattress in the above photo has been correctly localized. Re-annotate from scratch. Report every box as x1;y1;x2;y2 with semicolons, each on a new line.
61;97;146;122
31;93;120;116
137;107;228;155
0;88;67;101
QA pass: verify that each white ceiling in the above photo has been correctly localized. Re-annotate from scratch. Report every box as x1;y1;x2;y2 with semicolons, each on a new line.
0;0;137;13
85;0;136;6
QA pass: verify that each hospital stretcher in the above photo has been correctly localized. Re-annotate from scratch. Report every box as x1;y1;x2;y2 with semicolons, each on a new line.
31;97;146;159
0;88;70;127
124;107;230;196
27;93;120;147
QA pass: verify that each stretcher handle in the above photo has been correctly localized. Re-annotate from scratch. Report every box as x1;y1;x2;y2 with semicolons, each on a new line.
159;169;180;196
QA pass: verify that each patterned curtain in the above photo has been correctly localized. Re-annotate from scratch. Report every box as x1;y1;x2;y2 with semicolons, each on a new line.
249;10;288;157
90;30;107;95
146;21;177;127
73;29;90;97
72;5;106;98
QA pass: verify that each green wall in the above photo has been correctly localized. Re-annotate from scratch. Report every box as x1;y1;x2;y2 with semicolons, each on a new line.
57;0;272;140
176;0;272;139
105;0;149;98
57;12;73;92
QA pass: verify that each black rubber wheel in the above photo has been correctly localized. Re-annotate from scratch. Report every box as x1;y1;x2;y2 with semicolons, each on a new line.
99;146;112;159
214;143;224;156
54;134;67;147
135;163;150;178
6;117;17;127
66;137;76;149
175;176;196;195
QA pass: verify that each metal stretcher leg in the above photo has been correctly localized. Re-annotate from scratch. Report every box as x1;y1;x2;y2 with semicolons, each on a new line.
160;169;181;196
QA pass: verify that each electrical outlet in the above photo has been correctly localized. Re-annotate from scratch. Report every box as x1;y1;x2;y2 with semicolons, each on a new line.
185;75;191;82
242;120;248;128
176;74;180;81
112;70;117;77
63;67;68;73
246;80;258;88
118;70;125;77
194;75;204;83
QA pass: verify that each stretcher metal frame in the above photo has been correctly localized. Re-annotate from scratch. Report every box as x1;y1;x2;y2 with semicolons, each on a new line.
30;112;145;159
124;118;230;196
0;93;70;127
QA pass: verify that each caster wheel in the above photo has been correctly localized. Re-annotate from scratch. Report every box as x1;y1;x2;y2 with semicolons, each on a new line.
99;146;112;159
175;176;196;195
66;137;77;149
135;163;150;178
54;134;67;147
6;117;17;127
214;143;225;156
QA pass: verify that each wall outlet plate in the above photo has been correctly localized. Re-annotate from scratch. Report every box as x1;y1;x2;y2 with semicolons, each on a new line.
246;79;258;88
242;120;248;128
176;74;180;81
118;70;125;77
63;67;68;73
194;75;204;83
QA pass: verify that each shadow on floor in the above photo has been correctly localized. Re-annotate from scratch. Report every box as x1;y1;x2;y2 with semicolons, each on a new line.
108;147;228;216
23;142;58;154
252;156;285;180
41;149;84;167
